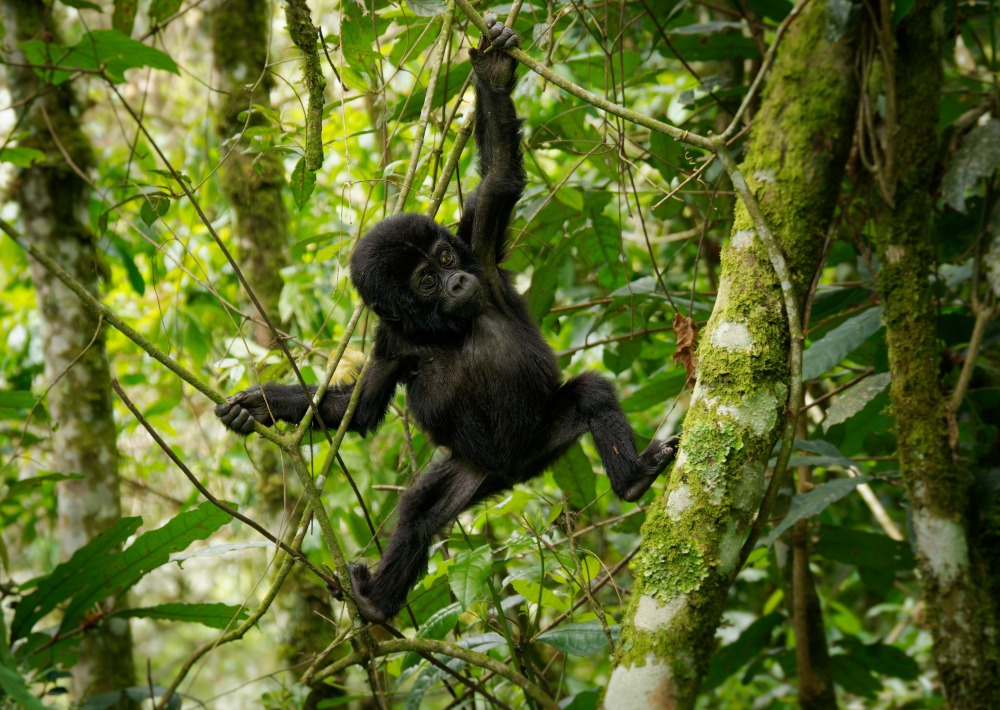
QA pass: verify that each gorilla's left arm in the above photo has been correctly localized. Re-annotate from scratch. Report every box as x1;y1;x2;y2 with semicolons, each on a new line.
456;19;525;279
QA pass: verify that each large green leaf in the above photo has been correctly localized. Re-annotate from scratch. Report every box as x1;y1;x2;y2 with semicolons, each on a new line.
943;119;1000;213
448;544;493;610
112;602;249;630
401;602;461;671
19;30;178;86
60;502;233;632
802;307;883;380
535;621;619;656
816;525;915;572
0;664;47;710
763;477;871;547
704;612;783;690
823;372;891;432
11;517;142;642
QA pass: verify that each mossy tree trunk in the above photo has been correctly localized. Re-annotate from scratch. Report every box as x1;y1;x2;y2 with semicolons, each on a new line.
212;0;289;347
2;0;136;700
211;4;338;707
605;2;858;707
873;1;1000;705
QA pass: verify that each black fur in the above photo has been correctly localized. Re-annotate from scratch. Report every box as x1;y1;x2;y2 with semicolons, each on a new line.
216;20;678;623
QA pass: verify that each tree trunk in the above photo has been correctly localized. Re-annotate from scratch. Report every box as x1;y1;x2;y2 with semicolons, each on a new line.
874;0;1000;705
605;2;858;706
2;0;135;699
212;0;289;347
211;5;339;707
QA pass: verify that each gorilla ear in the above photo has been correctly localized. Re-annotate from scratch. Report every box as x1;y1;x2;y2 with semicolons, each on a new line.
372;303;401;322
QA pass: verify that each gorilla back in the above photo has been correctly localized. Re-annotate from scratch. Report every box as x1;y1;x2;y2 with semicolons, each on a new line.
215;20;677;623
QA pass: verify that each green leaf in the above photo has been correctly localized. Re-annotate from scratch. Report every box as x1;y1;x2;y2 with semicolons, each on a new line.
408;0;448;15
11;517;143;641
942;119;1000;213
392;64;473;124
788;438;858;469
448;545;492;610
113;0;138;35
891;0;915;24
150;0;183;21
561;688;602;710
3;472;81;501
78;29;177;82
551;442;595;509
59;0;102;9
0;391;37;409
536;621;618;656
290;157;317;208
404;633;506;710
666;26;757;61
831;653;882;697
0;147;46;167
60;502;232;632
704;612;783;690
816;525;915;572
823;372;891;432
555;187;584;211
20;30;178;85
139;195;170;226
802;307;883;380
511;579;567;612
0;664;47;710
340;0;383;92
401;602;461;671
112;602;249;629
836;637;919;680
112;238;146;295
763;477;871;547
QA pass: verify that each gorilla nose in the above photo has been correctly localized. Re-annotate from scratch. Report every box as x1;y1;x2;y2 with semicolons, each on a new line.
448;272;470;293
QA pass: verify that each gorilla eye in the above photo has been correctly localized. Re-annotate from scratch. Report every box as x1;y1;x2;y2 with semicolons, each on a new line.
439;250;455;267
419;272;436;289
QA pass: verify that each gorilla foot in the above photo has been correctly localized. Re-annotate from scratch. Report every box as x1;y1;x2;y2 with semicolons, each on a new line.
330;562;389;624
621;435;680;502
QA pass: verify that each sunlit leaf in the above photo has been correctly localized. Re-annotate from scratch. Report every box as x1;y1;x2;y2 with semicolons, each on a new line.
448;544;492;610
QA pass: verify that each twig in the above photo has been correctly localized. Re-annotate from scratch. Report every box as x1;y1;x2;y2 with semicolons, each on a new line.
111;380;338;589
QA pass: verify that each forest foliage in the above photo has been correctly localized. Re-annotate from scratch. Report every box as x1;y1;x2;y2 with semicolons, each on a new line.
1;0;999;708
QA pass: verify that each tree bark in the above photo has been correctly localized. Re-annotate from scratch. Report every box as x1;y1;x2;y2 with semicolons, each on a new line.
212;0;289;346
874;0;1000;705
212;5;340;707
606;2;858;706
2;0;135;699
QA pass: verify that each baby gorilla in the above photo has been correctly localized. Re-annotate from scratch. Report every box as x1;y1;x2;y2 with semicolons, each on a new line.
216;20;678;623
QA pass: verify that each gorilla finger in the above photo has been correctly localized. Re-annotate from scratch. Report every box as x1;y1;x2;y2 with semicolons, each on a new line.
231;408;252;433
491;27;517;49
218;405;241;428
214;401;232;418
500;32;520;50
483;12;497;29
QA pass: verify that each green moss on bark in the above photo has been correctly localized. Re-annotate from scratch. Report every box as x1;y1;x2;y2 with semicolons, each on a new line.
874;1;1000;705
212;0;289;346
607;1;859;706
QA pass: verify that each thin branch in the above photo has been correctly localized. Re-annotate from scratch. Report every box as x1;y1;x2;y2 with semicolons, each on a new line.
395;1;456;212
454;0;714;152
112;380;337;589
313;638;558;710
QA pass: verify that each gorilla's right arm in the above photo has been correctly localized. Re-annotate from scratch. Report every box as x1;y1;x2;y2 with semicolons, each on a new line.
215;353;402;436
